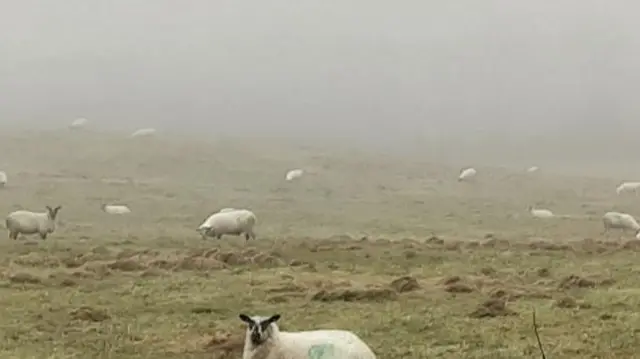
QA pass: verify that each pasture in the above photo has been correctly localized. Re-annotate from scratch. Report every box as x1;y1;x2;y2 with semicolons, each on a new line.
0;130;638;358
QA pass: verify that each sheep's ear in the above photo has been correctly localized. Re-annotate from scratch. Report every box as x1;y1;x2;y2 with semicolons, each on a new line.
46;206;52;212
239;314;253;324
55;206;62;211
266;314;281;324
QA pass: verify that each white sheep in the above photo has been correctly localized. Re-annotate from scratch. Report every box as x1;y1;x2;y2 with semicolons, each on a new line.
0;171;7;188
529;206;554;219
101;204;131;214
69;117;88;129
602;211;640;238
285;169;304;181
239;314;376;359
615;182;640;196
526;166;539;173
6;205;62;240
130;128;157;138
197;208;257;240
458;167;477;181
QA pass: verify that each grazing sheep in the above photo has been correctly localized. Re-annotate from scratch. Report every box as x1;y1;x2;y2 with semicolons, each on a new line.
602;211;640;238
130;128;157;138
69;117;88;129
101;204;131;214
239;313;376;359
197;208;257;240
458;167;477;181
6;206;62;240
526;166;539;173
0;171;7;188
285;169;304;181
529;206;554;219
615;182;640;196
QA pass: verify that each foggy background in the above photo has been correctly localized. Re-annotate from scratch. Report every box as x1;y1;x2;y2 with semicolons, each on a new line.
2;1;639;169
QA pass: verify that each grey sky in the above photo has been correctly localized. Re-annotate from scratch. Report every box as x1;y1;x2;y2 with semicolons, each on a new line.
2;1;639;155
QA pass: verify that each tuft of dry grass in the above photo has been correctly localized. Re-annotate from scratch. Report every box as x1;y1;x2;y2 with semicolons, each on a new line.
0;131;640;358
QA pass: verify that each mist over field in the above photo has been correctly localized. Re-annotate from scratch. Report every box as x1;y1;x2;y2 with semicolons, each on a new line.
4;3;640;358
3;1;640;172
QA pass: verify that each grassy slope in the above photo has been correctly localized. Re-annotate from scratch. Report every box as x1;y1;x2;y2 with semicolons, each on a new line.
0;130;638;358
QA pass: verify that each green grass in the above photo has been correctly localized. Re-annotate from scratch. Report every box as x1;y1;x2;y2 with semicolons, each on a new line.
0;130;638;358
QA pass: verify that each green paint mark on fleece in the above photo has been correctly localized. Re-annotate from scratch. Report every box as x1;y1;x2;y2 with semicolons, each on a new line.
308;344;336;359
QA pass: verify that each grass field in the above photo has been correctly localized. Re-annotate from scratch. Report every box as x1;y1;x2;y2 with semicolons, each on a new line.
0;129;639;359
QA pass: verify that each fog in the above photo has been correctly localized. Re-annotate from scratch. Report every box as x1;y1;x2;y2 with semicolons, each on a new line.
2;1;640;165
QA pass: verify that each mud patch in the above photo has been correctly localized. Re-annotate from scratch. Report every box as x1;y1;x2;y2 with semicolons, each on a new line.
7;272;43;285
389;276;420;293
311;287;397;302
469;298;516;318
69;306;110;322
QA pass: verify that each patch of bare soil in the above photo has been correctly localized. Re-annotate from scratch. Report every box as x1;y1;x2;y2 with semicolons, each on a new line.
528;239;570;251
555;296;591;309
469;298;516;318
265;283;308;294
81;262;112;278
47;272;79;287
558;275;615;290
311;287;398;302
69;306;110;322
478;238;511;250
389;276;420;293
175;257;227;271
488;286;553;301
440;276;477;293
251;253;285;268
108;258;147;272
205;331;245;359
7;272;43;285
12;253;62;268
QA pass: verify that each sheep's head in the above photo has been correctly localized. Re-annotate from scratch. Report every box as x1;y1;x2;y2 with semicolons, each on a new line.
45;205;62;220
239;313;280;346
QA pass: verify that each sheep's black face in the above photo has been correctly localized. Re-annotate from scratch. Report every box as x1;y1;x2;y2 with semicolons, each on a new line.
239;314;281;346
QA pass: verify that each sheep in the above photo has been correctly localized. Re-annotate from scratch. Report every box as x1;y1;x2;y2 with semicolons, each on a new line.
197;208;257;240
526;166;539;173
529;206;554;219
6;205;62;240
602;211;640;238
218;207;237;213
239;313;376;359
615;182;640;196
458;167;477;181
0;171;7;188
101;204;131;214
285;169;304;181
69;117;88;129
130;128;157;138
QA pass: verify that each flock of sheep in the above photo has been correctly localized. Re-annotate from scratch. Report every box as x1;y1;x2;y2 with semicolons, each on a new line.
8;118;637;359
459;166;640;239
1;118;307;242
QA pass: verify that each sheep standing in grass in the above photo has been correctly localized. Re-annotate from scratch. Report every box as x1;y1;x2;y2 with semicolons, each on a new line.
6;206;62;240
458;167;477;181
602;211;640;238
529;206;554;219
197;208;257;240
615;182;640;196
239;313;376;359
285;169;304;181
69;118;88;129
130;128;157;138
0;171;7;188
101;204;131;214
